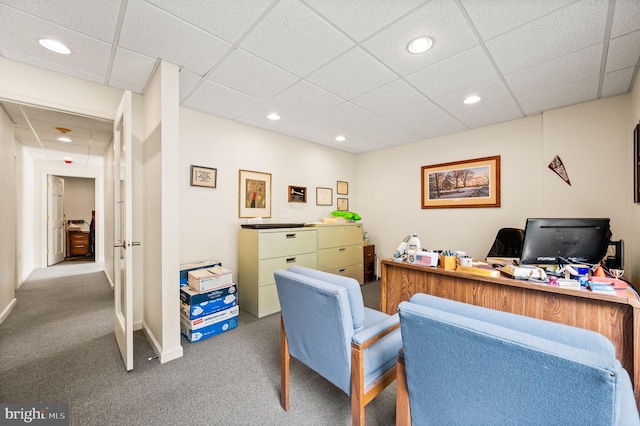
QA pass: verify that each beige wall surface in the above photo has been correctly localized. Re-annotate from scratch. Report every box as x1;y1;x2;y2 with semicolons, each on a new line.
0;106;17;322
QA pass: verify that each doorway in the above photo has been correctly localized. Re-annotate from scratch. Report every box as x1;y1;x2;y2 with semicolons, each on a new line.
60;176;96;264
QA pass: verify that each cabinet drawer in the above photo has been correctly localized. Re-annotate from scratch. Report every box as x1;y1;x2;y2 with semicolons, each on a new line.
317;225;362;249
324;264;364;284
259;230;317;259
317;245;362;270
259;253;318;285
70;233;89;243
259;284;281;317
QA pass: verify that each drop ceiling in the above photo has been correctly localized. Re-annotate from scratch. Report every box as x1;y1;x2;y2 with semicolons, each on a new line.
0;0;639;155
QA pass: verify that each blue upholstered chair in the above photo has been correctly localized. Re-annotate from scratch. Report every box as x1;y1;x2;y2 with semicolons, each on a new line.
274;266;402;426
396;293;640;426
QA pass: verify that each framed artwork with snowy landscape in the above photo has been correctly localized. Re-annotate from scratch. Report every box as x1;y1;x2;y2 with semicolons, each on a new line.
421;156;500;209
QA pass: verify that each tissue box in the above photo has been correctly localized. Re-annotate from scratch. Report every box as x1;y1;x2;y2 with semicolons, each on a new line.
180;306;239;343
180;260;222;286
180;284;237;319
188;266;232;292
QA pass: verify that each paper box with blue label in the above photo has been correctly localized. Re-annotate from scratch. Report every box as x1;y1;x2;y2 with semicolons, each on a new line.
180;306;239;342
180;284;237;319
188;265;232;292
179;260;222;287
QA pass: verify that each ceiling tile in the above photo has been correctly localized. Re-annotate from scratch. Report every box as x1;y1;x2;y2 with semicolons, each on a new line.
362;0;478;76
110;48;157;93
145;0;274;43
611;0;640;38
208;49;299;100
281;117;342;144
352;79;427;116
305;0;426;42
461;0;574;40
270;81;343;116
410;116;468;139
239;0;354;77
182;80;262;119
433;79;513;116
179;69;203;103
602;67;636;97
519;76;599;115
346;117;405;139
374;128;423;146
306;47;397;100
236;102;306;130
455;100;523;129
0;0;120;43
386;101;450;128
311;102;377;129
119;0;231;75
606;30;640;73
1;48;104;84
337;136;389;153
406;45;498;99
486;1;608;75
505;44;602;97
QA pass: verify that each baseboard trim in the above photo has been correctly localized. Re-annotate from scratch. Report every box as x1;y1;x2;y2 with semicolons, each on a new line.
0;298;17;324
142;322;184;364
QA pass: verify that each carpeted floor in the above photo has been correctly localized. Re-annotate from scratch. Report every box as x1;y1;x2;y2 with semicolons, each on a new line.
0;264;395;425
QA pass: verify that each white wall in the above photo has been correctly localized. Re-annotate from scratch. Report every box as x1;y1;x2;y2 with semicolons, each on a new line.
179;108;358;276
16;143;33;286
357;94;635;282
0;106;17;322
64;176;95;225
629;76;640;283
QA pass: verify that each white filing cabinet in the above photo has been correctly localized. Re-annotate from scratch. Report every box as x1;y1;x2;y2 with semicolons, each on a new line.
312;223;364;284
238;227;317;318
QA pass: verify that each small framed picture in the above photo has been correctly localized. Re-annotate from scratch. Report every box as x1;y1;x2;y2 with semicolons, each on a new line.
288;186;307;203
337;180;348;195
191;165;217;188
239;169;272;218
316;187;333;206
337;197;349;211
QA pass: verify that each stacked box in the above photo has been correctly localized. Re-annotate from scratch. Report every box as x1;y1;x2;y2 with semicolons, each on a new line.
179;260;222;287
188;266;233;292
180;284;237;319
180;306;239;343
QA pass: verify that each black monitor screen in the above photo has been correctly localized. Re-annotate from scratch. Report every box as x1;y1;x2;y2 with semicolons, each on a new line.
519;218;611;265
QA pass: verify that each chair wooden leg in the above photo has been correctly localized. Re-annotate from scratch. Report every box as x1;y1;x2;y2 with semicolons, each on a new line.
396;355;411;426
351;343;365;426
280;316;290;411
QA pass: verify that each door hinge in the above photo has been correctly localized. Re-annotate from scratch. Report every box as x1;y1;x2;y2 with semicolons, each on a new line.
46;181;49;187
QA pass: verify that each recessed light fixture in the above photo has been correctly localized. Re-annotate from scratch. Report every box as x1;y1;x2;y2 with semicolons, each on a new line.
463;95;482;104
39;39;71;55
57;137;72;142
55;127;72;134
267;113;280;121
335;135;346;142
407;36;433;54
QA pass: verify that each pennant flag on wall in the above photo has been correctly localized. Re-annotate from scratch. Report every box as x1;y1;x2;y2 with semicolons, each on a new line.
548;155;571;186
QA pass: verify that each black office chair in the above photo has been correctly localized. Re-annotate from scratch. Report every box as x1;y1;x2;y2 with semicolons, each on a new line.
487;228;524;258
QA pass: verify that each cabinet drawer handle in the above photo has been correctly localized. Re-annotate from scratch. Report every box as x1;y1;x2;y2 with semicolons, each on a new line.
339;247;346;252
286;257;296;263
286;234;296;239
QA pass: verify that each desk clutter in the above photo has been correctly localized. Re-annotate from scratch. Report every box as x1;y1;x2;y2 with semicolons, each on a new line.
179;260;238;343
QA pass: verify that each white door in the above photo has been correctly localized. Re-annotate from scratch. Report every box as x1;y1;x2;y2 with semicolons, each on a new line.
113;91;135;371
47;175;65;265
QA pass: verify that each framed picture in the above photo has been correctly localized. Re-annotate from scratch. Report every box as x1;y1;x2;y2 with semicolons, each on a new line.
316;187;333;206
337;197;349;211
337;180;349;195
421;156;501;209
635;123;640;203
190;165;217;188
239;169;272;218
288;185;307;203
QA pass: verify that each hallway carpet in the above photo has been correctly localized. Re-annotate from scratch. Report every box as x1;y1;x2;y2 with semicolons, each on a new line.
0;264;395;425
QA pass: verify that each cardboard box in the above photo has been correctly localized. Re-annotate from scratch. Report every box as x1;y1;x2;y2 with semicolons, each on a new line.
180;284;237;319
179;260;222;287
180;306;239;343
188;266;232;292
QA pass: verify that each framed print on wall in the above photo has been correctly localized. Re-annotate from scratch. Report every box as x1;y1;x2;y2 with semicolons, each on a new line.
288;186;307;203
337;197;349;211
239;169;272;218
421;155;501;209
316;187;333;206
337;180;348;195
190;165;217;188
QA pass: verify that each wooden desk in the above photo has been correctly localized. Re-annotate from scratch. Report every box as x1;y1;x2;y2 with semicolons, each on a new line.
381;259;640;409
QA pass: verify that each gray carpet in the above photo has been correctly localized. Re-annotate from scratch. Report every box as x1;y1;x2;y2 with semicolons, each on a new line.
0;264;395;425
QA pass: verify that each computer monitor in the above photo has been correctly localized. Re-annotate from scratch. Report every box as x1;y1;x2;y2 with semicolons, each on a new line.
519;218;611;266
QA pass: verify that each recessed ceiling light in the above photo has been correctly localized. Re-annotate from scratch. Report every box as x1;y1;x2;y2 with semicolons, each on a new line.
463;95;482;104
57;137;72;142
55;127;72;134
335;135;346;142
267;113;280;121
407;37;433;54
39;39;71;55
